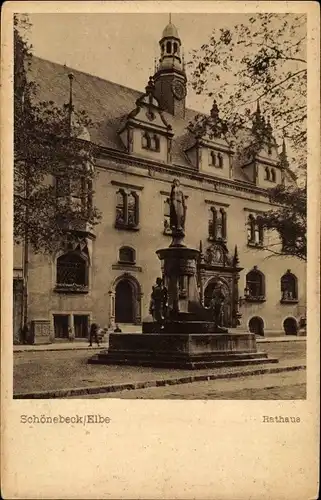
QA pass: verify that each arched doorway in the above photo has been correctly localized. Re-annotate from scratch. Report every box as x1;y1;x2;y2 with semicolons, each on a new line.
283;317;298;335
249;316;264;336
115;279;135;323
204;278;231;327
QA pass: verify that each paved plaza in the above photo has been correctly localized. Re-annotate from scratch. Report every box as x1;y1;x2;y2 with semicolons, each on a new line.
78;369;306;400
13;339;306;399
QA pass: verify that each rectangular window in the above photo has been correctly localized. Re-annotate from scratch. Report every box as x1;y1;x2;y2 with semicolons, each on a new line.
163;197;171;235
115;190;139;230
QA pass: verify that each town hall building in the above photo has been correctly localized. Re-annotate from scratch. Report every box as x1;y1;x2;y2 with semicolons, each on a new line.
13;20;306;343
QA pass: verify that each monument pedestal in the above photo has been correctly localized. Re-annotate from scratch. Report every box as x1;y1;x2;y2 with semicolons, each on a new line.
89;332;278;369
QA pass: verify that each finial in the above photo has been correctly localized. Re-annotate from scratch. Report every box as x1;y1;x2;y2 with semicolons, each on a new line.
233;245;239;266
256;99;261;114
145;76;154;95
199;240;203;253
210;99;220;121
169;13;172;24
67;72;74;135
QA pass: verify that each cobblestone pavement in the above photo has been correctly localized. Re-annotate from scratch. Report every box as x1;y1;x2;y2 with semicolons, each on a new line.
13;341;306;395
80;369;305;399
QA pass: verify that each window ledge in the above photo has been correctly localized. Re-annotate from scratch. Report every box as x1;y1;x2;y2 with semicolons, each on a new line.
208;236;227;243
115;222;140;232
245;296;266;303
54;284;89;294
280;299;299;304
247;241;264;248
112;263;142;272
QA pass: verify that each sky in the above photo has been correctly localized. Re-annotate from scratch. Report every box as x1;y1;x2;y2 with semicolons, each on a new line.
27;12;246;113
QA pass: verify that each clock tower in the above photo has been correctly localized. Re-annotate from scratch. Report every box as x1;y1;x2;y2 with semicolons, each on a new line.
153;19;187;118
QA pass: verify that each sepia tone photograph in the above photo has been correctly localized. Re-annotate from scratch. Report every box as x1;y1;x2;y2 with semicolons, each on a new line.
12;10;308;401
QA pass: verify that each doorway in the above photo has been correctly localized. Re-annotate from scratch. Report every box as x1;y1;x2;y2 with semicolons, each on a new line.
74;315;89;338
115;279;135;323
249;316;264;336
283;317;298;335
204;280;231;327
53;315;69;338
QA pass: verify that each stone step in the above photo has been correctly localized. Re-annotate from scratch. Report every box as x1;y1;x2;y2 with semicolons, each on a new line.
89;354;278;369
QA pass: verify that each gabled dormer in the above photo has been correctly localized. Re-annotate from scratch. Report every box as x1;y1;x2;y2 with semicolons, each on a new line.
118;76;174;163
185;101;234;178
241;101;281;187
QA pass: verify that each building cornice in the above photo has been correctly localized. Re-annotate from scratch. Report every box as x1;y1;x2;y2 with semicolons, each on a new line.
96;145;281;206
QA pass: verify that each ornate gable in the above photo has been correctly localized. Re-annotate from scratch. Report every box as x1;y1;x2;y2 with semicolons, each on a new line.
118;77;174;163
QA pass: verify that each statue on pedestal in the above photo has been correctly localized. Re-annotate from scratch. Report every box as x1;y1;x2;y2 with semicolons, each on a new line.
209;279;226;328
149;277;168;327
170;178;187;234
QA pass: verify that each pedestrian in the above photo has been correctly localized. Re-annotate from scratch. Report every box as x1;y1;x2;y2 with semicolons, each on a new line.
20;322;30;345
114;324;122;333
89;323;100;347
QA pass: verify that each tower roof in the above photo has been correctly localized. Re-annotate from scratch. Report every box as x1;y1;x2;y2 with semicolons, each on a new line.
162;22;179;39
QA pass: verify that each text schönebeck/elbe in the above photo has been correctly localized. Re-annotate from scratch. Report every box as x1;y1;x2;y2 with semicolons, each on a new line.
20;414;111;425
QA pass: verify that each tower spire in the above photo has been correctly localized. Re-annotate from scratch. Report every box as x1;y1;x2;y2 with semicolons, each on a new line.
153;18;186;118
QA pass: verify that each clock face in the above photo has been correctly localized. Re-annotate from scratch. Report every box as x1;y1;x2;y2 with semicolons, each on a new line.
172;80;186;100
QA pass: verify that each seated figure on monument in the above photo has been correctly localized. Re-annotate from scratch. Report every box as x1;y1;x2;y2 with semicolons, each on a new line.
170;178;187;235
149;277;168;327
209;279;227;330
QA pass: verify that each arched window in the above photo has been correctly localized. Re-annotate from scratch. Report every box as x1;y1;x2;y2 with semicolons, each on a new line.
166;41;171;54
119;246;136;264
245;267;265;300
217;153;223;168
283;317;298;335
265;167;270;180
271;168;276;182
281;271;298;301
249;316;264;336
173;42;178;53
56;252;88;289
161;43;165;54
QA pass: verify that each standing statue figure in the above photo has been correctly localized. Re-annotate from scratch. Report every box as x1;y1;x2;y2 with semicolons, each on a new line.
149;277;168;327
210;279;226;328
170;178;187;234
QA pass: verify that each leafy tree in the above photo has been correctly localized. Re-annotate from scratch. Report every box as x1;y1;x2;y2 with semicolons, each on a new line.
14;14;101;255
188;13;307;260
189;13;306;174
260;185;307;261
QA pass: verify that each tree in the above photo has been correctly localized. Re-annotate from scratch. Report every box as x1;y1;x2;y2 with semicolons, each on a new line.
14;14;101;255
188;13;307;260
189;13;306;174
260;185;307;261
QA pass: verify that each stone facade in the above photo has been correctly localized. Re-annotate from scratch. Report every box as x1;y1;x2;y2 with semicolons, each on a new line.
13;21;306;343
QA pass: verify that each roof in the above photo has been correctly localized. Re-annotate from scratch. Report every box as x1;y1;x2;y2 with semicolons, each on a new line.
27;56;278;184
162;22;179;39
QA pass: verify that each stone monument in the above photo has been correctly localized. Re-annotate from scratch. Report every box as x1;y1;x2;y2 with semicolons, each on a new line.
90;179;277;369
